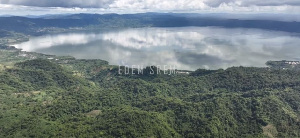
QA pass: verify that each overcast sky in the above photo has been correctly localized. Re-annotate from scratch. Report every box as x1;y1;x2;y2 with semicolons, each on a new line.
0;0;300;16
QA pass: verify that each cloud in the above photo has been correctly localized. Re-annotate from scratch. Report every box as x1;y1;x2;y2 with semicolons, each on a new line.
0;0;112;8
204;0;300;7
14;27;300;70
108;0;208;11
1;0;300;15
240;0;300;6
2;0;300;9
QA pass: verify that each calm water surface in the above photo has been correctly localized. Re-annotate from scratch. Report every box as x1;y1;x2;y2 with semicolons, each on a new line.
13;27;300;70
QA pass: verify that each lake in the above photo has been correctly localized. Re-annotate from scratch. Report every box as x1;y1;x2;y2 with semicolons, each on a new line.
13;27;300;70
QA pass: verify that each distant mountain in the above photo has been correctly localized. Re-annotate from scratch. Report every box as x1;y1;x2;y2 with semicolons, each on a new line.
0;13;300;36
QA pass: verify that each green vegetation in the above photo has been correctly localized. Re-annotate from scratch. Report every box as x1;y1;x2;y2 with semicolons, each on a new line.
0;48;300;137
0;30;29;45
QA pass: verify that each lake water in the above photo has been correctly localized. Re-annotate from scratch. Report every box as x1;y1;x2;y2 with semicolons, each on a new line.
13;27;300;70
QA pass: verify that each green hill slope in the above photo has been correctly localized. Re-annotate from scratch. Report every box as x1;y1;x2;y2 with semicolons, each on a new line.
0;58;299;137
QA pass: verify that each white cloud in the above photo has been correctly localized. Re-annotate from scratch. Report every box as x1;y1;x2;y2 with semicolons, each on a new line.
0;0;112;8
13;27;300;70
2;0;300;8
109;0;209;11
13;33;98;51
0;0;300;15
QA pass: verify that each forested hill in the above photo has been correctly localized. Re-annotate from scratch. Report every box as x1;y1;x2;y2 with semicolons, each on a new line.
0;47;300;137
0;13;300;36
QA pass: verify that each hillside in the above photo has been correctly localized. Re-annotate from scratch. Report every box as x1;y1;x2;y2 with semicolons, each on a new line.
0;47;299;137
1;13;300;37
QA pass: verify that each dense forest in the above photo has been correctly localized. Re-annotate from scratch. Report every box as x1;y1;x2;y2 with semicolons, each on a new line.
0;46;300;137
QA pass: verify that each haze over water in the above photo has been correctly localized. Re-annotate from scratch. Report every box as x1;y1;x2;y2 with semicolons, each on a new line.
14;27;300;70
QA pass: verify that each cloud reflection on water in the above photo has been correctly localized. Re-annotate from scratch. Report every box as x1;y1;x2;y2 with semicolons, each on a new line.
13;27;300;70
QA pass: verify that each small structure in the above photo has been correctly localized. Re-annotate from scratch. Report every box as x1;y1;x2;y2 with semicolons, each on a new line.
284;61;300;65
266;60;300;70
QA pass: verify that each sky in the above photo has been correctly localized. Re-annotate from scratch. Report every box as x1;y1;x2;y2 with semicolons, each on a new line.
0;0;300;16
